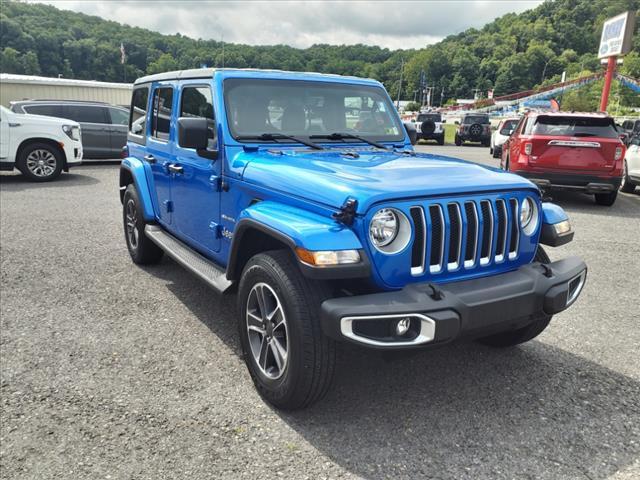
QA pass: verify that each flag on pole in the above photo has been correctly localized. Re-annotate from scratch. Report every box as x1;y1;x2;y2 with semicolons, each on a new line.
120;43;126;64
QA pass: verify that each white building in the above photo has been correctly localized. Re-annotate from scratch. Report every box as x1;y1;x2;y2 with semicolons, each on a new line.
0;74;132;107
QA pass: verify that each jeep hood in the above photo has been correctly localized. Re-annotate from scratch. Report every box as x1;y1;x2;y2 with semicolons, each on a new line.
239;149;538;214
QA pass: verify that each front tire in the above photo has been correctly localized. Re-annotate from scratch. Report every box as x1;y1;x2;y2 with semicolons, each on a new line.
122;184;164;264
17;142;63;182
620;161;636;193
238;250;336;410
437;135;445;146
477;247;552;347
594;190;618;206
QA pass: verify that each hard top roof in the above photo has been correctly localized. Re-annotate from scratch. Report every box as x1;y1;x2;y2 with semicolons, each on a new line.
133;68;381;87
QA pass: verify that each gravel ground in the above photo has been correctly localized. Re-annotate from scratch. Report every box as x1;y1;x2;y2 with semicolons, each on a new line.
1;147;639;480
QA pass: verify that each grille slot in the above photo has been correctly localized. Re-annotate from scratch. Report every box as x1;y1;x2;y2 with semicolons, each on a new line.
495;199;508;261
410;207;426;275
428;205;444;273
479;200;493;265
447;203;462;269
508;198;519;259
464;201;478;267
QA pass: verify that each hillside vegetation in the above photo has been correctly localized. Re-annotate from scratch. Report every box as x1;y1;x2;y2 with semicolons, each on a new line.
1;0;638;109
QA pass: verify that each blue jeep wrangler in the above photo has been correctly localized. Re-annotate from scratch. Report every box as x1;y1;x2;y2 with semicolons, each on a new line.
120;68;587;409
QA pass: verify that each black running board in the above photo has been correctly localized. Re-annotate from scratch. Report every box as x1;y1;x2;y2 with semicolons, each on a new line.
145;225;232;293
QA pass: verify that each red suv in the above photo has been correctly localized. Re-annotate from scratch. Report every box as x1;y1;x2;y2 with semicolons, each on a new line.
501;112;625;206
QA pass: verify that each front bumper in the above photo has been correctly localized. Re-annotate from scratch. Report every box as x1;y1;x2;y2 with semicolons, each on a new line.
320;257;587;349
63;141;83;167
516;171;621;193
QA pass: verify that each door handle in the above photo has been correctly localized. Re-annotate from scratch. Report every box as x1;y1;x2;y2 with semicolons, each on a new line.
167;164;184;174
144;154;156;164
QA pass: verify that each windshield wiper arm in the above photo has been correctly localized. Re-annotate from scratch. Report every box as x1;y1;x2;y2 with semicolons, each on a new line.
310;132;389;150
236;133;324;150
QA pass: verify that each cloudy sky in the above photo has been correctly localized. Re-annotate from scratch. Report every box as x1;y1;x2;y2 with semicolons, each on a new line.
34;1;544;50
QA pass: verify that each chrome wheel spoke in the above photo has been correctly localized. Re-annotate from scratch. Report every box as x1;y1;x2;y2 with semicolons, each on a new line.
258;337;269;369
270;337;287;371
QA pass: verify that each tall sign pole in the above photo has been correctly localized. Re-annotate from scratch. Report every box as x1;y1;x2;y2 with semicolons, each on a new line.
597;11;636;112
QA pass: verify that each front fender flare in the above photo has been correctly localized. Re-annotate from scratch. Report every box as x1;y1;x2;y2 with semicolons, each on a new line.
539;202;574;247
227;201;367;281
120;157;155;221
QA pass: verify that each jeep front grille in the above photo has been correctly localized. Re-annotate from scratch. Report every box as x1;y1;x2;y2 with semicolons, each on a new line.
410;197;521;275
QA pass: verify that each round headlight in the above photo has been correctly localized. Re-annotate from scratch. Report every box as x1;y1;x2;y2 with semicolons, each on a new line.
520;197;534;228
369;208;399;247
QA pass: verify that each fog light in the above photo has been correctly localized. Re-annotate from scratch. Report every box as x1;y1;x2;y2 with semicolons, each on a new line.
395;317;411;336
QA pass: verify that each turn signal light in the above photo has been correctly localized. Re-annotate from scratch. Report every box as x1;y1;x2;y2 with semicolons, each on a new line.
295;248;360;266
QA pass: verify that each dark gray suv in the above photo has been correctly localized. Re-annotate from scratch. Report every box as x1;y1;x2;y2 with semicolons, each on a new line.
11;100;128;159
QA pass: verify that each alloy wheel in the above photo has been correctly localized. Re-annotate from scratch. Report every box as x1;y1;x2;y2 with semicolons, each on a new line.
125;199;139;249
26;149;57;178
246;282;288;379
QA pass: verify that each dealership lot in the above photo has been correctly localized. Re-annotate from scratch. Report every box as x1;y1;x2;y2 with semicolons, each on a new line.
1;147;639;480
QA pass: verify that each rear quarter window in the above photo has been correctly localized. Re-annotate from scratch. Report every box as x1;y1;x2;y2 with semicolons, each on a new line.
129;87;149;138
23;105;65;118
64;105;109;124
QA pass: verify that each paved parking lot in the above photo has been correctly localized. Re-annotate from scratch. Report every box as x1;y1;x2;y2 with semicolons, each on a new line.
1;147;639;480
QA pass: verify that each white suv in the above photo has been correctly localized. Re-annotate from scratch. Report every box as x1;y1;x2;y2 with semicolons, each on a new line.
0;105;83;182
412;111;445;145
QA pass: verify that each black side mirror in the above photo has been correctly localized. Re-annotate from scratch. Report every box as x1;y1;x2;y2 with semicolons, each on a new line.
442;119;446;123
403;122;418;145
178;117;217;159
454;121;460;125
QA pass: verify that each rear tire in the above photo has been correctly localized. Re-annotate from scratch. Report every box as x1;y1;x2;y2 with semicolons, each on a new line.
237;250;336;410
437;135;445;146
123;184;164;264
17;142;63;182
476;247;552;348
454;135;462;146
594;190;618;206
620;161;636;193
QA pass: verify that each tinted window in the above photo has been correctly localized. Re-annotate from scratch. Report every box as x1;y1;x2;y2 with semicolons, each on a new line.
109;107;129;125
129;87;149;135
64;105;108;124
528;116;619;138
417;113;441;122
463;115;490;124
499;119;519;135
151;87;173;141
180;86;215;149
23;105;64;118
224;79;403;142
634;120;640;133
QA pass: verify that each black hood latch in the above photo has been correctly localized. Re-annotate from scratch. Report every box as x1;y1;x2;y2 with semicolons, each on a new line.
333;198;358;226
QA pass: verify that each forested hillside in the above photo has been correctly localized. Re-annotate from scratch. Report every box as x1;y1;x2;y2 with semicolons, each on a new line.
1;0;638;108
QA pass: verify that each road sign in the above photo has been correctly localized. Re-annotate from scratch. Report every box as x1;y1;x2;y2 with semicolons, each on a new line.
598;11;636;59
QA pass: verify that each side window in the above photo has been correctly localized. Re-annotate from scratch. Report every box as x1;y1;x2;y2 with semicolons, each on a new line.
109;107;129;126
23;105;64;118
179;86;216;149
151;87;174;141
64;105;109;124
129;87;149;136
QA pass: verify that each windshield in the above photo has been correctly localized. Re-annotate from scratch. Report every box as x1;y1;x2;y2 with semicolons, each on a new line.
499;119;519;135
417;113;441;122
224;79;404;143
463;115;490;124
528;116;619;138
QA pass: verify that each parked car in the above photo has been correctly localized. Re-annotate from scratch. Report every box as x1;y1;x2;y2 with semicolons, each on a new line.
621;135;640;193
501;111;625;206
490;117;519;158
0;105;82;181
11;100;128;159
620;118;640;145
120;68;586;410
412;111;445;145
455;113;491;146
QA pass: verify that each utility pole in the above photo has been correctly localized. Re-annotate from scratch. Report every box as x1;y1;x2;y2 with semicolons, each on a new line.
221;33;225;68
396;57;404;109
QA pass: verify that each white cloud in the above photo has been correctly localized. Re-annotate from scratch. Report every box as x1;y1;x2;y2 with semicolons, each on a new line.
30;0;544;49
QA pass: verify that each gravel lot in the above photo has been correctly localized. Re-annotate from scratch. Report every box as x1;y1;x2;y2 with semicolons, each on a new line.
1;146;639;480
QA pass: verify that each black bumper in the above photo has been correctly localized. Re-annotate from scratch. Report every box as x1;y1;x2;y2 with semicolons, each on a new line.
320;257;587;349
516;171;622;193
417;132;444;140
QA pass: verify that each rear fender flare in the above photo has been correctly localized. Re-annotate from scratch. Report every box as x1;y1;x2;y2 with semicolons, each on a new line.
119;157;155;221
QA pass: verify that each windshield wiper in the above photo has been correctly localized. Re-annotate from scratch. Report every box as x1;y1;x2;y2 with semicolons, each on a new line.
235;133;323;150
310;132;390;150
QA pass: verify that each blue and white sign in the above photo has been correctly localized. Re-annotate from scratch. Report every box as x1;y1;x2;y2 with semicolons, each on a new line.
598;11;636;59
